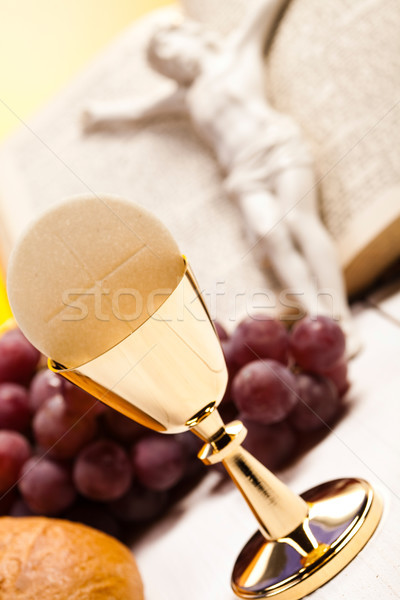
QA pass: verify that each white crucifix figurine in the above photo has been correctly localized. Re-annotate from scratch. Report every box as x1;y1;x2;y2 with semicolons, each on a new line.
83;0;359;355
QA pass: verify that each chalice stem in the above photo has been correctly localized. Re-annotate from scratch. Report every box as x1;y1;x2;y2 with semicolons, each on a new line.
193;411;317;551
223;446;314;550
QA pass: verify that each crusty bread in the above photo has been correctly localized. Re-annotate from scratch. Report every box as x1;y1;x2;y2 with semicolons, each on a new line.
0;516;144;599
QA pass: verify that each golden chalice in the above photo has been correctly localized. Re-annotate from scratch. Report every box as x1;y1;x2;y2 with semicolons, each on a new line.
51;261;382;599
8;195;382;599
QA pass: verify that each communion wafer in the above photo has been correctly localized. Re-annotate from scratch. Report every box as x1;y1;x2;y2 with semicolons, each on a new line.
7;194;185;367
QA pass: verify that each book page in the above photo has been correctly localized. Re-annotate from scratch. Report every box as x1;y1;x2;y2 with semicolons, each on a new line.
266;0;400;293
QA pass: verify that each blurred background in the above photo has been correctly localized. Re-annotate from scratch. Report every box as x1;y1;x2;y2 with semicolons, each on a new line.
0;0;171;323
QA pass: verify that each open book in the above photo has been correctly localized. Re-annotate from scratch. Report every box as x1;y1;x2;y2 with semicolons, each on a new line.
183;0;400;296
0;0;399;315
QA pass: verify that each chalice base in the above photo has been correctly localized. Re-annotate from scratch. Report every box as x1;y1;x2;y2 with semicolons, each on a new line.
232;478;382;599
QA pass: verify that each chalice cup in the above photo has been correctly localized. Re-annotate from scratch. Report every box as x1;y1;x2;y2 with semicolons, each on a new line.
50;261;382;599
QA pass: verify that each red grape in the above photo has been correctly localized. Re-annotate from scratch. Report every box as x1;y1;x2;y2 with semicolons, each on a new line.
289;373;340;432
218;399;238;423
174;432;206;479
9;497;34;517
174;431;202;461
241;419;296;471
29;368;63;413
73;439;132;501
65;501;122;539
232;360;298;424
220;338;240;404
104;407;147;443
289;316;345;372
18;457;76;515
320;359;349;397
108;484;169;523
33;394;97;459
230;315;289;367
0;328;40;384
0;430;31;493
214;320;229;341
0;490;18;515
63;380;105;416
0;383;31;432
30;369;104;417
221;338;239;377
131;435;186;491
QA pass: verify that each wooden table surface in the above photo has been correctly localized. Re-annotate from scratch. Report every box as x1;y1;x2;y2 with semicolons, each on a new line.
134;288;400;599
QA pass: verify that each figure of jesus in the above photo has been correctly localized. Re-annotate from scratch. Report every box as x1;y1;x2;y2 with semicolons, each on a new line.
83;0;358;353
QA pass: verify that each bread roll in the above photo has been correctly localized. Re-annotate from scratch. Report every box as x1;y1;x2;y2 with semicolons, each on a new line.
0;516;144;599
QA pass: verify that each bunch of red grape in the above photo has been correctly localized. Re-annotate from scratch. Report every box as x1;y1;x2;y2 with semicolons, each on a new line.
0;328;203;539
217;314;349;471
0;315;349;539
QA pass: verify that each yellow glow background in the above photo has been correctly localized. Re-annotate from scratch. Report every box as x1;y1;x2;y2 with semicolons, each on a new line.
0;0;172;324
